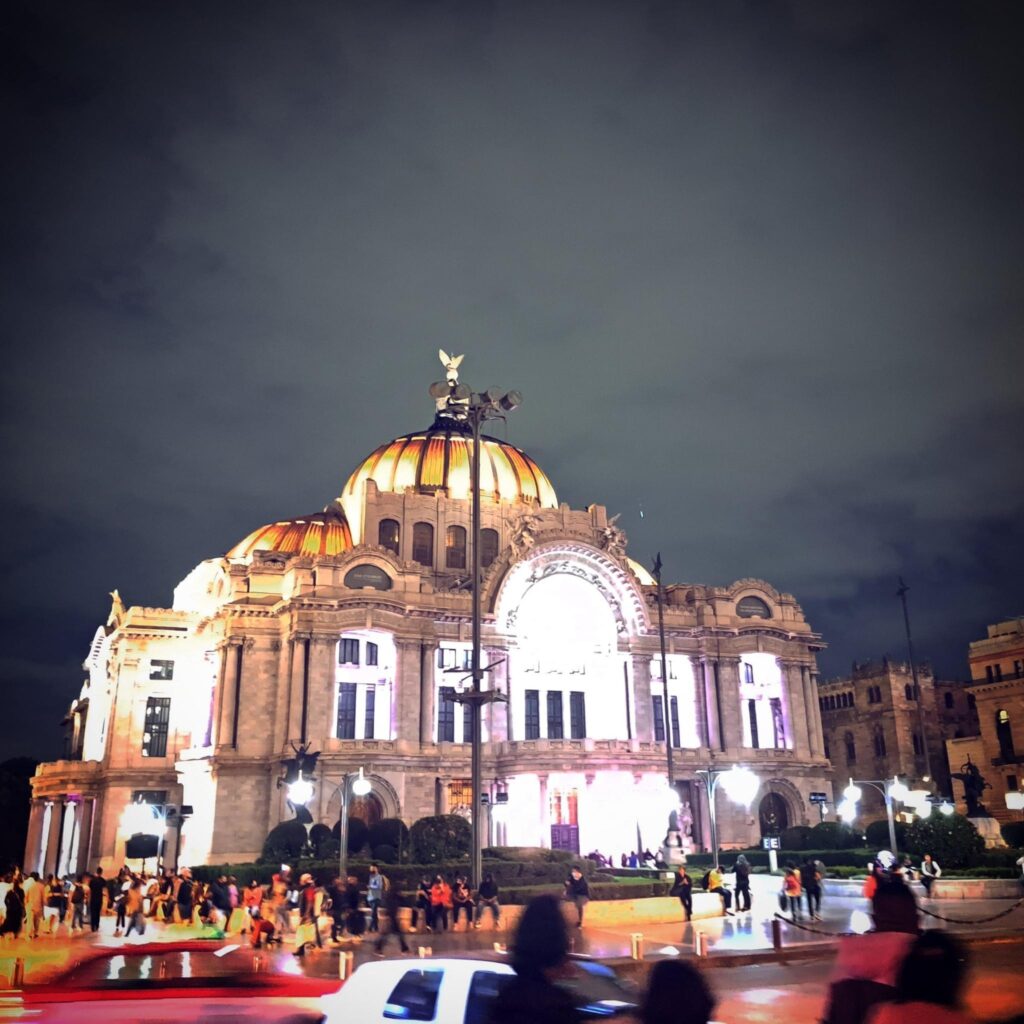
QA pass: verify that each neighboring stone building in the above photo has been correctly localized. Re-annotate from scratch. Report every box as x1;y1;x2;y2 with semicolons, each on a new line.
26;360;831;875
949;618;1024;825
817;658;977;815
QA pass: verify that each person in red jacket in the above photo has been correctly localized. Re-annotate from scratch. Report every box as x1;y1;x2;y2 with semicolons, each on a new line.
429;874;451;932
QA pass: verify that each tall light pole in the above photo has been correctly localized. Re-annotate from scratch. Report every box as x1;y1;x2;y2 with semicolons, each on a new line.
838;776;907;857
336;768;372;883
694;765;759;871
897;578;933;783
651;553;675;788
430;363;519;886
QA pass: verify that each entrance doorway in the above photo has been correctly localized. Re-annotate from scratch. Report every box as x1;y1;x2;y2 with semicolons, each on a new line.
758;792;789;837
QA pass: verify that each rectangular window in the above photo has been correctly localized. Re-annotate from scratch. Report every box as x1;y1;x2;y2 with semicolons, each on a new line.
364;687;375;739
366;642;379;667
652;695;665;743
669;695;680;748
1008;775;1018;792
463;700;472;744
339;638;360;665
743;663;754;686
770;696;784;748
149;660;174;681
437;647;457;669
336;683;357;739
994;664;1003;681
747;699;759;749
547;691;564;739
524;690;540;740
438;686;455;742
141;697;171;757
569;691;586;739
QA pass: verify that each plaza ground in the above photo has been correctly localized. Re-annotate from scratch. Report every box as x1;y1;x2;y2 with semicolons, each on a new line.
3;875;1023;1022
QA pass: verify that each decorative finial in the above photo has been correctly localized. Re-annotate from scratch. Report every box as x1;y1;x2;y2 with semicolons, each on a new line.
439;349;464;386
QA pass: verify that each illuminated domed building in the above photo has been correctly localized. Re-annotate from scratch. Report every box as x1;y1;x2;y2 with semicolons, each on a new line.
27;359;829;874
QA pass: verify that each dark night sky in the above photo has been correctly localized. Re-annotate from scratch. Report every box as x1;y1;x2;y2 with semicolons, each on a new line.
2;1;1022;760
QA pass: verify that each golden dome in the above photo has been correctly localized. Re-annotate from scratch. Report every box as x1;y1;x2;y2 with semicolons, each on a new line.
339;423;558;522
227;506;353;559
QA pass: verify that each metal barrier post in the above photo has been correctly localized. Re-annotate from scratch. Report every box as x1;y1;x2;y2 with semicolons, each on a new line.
771;918;782;952
339;951;355;980
630;932;644;960
694;931;708;957
11;959;24;988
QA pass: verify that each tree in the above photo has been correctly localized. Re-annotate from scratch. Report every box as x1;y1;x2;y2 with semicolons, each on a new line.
865;818;908;851
809;821;860;849
0;758;38;872
369;818;410;861
903;812;984;869
330;816;369;855
781;825;815;851
409;814;471;863
261;820;307;862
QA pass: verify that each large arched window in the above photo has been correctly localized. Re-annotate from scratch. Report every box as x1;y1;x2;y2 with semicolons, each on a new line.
873;726;886;758
480;528;499;568
446;525;467;569
378;518;400;556
412;522;434;566
997;709;1015;761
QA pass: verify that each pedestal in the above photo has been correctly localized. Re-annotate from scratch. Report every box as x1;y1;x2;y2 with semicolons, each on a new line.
968;816;1007;848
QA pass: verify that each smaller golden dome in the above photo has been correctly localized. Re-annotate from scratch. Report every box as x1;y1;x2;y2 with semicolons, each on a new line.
227;506;353;559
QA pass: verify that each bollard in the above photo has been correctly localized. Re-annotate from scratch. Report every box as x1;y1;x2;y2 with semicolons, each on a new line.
629;933;644;960
339;951;355;980
11;959;25;988
158;960;168;979
252;953;263;973
493;942;506;954
771;918;782;953
694;931;708;957
418;946;432;958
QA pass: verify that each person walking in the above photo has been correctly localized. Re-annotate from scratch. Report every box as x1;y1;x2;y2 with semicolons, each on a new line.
475;872;501;928
24;873;45;939
325;876;346;943
45;875;67;935
373;873;409;954
783;866;803;921
87;868;105;932
366;864;384;933
485;894;580;1024
733;855;752;913
563;867;590;928
801;855;822;920
1;880;24;941
344;874;366;940
124;879;146;937
429;874;451;932
919;854;941;897
69;874;86;932
670;865;693;922
293;873;323;957
414;876;432;932
452;875;474;930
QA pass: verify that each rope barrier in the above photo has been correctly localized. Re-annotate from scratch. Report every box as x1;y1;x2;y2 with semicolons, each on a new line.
772;913;852;937
916;896;1024;925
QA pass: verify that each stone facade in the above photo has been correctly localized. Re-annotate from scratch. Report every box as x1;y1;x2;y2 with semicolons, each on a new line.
817;658;977;816
27;383;831;875
956;618;1024;824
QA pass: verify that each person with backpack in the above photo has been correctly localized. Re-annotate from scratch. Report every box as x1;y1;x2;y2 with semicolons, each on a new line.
801;855;822;919
734;855;752;913
70;874;86;932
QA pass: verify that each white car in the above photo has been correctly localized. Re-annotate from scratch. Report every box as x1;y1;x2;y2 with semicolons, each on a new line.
322;954;638;1023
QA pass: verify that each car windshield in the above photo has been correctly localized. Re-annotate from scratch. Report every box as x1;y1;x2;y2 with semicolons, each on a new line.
556;960;637;1018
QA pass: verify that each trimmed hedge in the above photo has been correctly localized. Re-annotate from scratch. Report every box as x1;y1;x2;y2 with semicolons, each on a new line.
1000;821;1024;849
410;815;471;863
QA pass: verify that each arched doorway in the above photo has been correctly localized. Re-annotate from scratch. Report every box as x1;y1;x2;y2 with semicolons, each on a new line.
759;792;789;837
347;792;383;828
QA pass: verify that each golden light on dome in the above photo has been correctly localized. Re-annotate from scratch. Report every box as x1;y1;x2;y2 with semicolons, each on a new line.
227;508;353;559
340;426;557;522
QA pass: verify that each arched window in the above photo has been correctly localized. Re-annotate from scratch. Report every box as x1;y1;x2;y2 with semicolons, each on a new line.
996;709;1015;761
412;522;434;566
873;727;886;758
905;684;913;701
944;692;954;709
823;735;830;760
378;518;400;556
446;525;467;569
912;732;924;755
480;528;499;568
845;732;856;764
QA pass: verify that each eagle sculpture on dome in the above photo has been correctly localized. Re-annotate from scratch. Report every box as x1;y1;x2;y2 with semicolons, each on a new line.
439;349;464;385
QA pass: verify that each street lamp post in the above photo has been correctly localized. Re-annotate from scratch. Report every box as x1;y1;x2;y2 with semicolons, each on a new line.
651;554;675;789
694;765;760;872
839;777;907;857
337;768;372;884
431;363;520;887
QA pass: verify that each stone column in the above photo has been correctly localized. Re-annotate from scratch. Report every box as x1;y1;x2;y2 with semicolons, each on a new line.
538;773;550;848
800;664;821;756
393;639;423;742
271;638;293;754
778;658;811;756
217;640;243;750
485;646;509;743
690;656;710;748
700;658;722;751
716;658;745;754
210;644;229;749
807;667;826;758
24;799;46;875
420;643;436;746
43;801;63;877
286;635;310;746
76;797;95;874
631;655;654;742
306;636;337;748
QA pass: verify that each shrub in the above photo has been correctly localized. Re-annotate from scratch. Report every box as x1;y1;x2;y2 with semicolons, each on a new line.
780;826;815;851
372;844;398;863
810;822;861;850
902;812;984;869
310;824;337;859
331;817;369;855
865;818;908;851
1000;821;1024;849
483;846;575;863
410;814;472;863
261;820;308;862
368;818;411;861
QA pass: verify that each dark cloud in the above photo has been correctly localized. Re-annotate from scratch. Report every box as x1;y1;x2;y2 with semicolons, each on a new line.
2;0;1023;758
